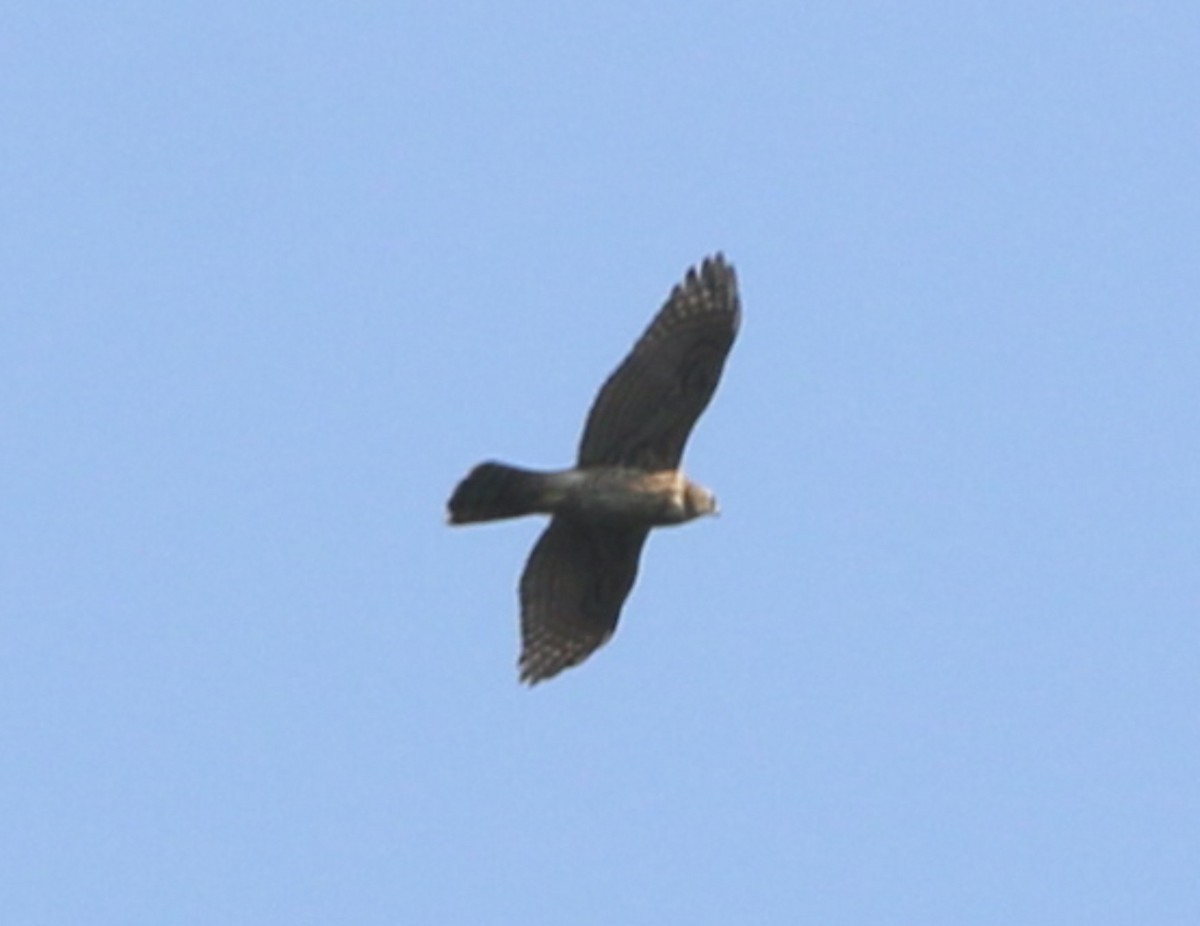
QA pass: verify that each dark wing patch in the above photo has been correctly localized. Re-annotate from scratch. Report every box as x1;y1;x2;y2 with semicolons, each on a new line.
577;254;740;470
518;516;649;685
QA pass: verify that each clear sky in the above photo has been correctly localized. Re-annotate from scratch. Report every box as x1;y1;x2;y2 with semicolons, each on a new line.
4;4;1198;924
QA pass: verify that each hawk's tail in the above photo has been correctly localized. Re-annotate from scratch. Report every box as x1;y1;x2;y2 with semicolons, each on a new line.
447;462;554;524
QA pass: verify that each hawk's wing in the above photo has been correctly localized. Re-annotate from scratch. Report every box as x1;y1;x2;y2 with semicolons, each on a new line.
518;516;649;684
577;254;740;470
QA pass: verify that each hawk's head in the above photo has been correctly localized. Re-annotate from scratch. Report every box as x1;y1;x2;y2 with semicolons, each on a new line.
683;482;719;519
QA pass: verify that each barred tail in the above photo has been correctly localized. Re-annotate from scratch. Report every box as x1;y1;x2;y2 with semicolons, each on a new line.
447;462;554;524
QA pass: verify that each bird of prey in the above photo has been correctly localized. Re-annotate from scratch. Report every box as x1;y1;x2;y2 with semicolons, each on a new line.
447;254;741;684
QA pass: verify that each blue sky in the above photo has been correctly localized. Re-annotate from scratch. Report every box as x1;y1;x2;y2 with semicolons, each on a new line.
4;4;1198;923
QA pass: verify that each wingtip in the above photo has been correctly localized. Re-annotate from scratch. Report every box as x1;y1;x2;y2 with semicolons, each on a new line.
517;662;548;687
702;251;734;280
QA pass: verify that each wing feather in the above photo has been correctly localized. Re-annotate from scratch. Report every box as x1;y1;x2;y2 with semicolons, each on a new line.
518;516;649;684
577;254;740;470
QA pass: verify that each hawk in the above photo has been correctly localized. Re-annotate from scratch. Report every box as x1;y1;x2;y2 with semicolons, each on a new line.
447;255;741;684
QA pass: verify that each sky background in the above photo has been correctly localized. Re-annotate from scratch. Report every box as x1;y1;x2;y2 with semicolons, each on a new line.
4;3;1199;924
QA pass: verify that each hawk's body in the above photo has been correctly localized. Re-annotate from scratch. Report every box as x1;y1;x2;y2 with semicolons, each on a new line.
447;255;740;684
448;465;710;527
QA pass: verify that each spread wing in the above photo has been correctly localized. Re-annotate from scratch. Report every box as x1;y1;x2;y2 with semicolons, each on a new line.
518;516;649;685
577;254;740;470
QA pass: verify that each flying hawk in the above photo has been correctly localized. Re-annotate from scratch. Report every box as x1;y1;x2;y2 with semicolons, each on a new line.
447;255;741;684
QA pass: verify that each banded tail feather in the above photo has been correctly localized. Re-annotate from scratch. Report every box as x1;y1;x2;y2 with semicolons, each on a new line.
447;462;554;524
